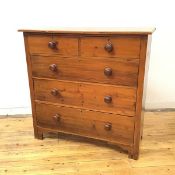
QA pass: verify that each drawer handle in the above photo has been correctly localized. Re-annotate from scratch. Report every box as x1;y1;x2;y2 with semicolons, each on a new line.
48;41;57;49
52;114;61;122
51;89;59;96
49;64;57;72
104;42;113;52
104;96;112;104
104;123;112;131
104;67;112;76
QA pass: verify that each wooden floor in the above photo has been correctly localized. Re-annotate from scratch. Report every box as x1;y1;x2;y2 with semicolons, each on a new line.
0;112;175;175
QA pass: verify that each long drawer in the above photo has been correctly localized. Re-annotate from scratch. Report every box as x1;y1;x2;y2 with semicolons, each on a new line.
35;102;134;145
34;79;136;116
31;55;139;87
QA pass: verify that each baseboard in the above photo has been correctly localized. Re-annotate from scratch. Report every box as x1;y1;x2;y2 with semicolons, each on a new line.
145;101;175;110
0;107;32;115
145;108;175;112
0;105;174;116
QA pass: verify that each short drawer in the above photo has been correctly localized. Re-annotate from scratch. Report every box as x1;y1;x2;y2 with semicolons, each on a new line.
35;103;134;145
34;79;136;116
31;55;139;87
27;35;78;56
81;36;141;58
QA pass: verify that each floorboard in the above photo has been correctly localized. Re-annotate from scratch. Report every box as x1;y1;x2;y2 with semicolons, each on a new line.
0;112;175;175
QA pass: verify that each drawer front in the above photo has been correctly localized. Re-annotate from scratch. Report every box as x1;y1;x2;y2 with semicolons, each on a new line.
34;79;136;116
31;56;139;87
81;36;141;58
35;103;134;145
27;35;78;56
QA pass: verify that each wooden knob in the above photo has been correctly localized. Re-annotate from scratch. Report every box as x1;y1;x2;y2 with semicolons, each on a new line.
49;64;57;72
104;96;112;103
48;41;57;49
104;123;112;131
104;67;112;76
51;89;58;96
52;114;61;122
104;42;113;52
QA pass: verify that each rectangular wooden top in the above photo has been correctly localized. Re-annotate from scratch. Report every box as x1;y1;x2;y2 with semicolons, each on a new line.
18;27;155;35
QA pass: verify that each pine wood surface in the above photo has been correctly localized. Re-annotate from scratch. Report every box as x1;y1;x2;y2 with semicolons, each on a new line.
31;55;139;87
18;27;156;34
27;35;78;56
34;78;136;116
80;36;140;58
21;30;154;158
23;29;153;159
0;111;174;175
35;102;134;145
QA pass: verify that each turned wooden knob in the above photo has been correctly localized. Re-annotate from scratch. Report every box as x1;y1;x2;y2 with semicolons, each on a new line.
48;41;57;49
51;89;58;96
104;42;113;52
104;123;112;131
104;67;112;76
49;64;57;72
104;96;112;103
52;114;61;122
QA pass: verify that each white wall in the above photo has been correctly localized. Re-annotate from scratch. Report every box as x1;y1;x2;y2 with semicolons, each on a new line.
0;0;175;115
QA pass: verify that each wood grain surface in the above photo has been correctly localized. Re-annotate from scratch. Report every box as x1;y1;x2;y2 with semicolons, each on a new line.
27;35;78;56
0;111;174;175
31;55;139;87
34;78;136;116
18;27;156;34
20;30;154;159
81;36;141;58
35;102;134;146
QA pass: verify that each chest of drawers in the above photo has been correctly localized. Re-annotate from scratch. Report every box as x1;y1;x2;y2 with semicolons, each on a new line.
19;28;155;159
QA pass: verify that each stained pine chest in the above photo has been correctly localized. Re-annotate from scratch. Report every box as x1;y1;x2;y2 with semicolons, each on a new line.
19;28;155;159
